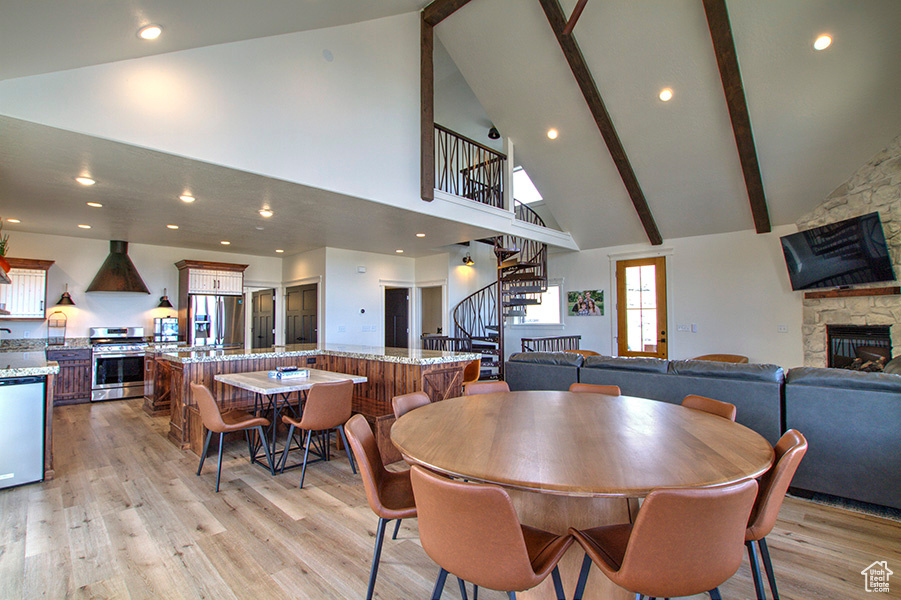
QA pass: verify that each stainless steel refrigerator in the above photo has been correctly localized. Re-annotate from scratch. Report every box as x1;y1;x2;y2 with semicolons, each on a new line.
187;294;244;347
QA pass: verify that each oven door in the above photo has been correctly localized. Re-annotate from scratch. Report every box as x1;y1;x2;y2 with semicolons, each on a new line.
92;353;145;402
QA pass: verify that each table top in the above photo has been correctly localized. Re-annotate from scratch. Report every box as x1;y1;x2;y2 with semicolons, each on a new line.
215;368;367;395
390;391;774;498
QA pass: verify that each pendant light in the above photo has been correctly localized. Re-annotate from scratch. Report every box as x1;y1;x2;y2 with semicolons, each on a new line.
157;288;174;308
56;283;76;306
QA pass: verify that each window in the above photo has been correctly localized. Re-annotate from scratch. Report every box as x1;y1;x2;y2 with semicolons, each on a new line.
512;166;543;204
512;284;561;325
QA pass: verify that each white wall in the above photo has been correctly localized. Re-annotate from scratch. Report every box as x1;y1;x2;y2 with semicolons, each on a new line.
2;231;281;340
0;13;422;212
323;247;415;346
506;226;805;368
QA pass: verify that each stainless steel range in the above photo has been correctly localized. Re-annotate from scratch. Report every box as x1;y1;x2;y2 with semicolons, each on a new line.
90;327;148;402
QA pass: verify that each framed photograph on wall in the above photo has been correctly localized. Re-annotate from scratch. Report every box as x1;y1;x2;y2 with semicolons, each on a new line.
567;290;604;316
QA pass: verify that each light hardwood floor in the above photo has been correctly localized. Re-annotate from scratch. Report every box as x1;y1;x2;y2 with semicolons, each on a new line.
1;399;899;599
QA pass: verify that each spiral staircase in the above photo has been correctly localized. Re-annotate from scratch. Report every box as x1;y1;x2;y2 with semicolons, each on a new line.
452;201;548;379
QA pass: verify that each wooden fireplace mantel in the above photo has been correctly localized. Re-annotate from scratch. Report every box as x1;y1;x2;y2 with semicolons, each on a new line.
804;286;900;300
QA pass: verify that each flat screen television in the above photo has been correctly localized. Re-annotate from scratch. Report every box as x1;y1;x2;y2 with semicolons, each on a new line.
780;212;896;291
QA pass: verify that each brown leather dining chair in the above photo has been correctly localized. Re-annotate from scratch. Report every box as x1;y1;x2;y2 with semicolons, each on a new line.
569;382;622;396
682;394;737;421
410;465;573;600
462;358;481;391
392;391;431;419
279;379;356;488
463;380;510;396
191;382;273;493
343;414;417;600
564;349;601;357
570;479;759;600
743;429;808;600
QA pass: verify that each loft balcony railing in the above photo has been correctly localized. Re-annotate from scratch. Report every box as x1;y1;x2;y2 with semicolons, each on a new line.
435;124;506;209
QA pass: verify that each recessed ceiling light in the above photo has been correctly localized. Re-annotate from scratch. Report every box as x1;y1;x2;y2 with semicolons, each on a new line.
86;202;103;208
416;233;426;238
813;34;832;51
395;249;404;253
78;224;91;229
75;176;95;186
220;241;230;245
167;224;179;229
258;208;274;218
547;129;558;140
7;219;21;223
179;194;195;203
138;25;162;40
275;249;285;253
255;226;265;231
659;88;674;102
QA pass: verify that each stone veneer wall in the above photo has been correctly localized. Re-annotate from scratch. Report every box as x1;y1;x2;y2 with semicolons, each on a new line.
798;133;901;367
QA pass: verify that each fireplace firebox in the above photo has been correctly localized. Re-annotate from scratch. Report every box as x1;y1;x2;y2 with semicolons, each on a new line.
826;324;892;369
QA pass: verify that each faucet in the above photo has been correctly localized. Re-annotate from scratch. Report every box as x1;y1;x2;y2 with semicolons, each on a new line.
0;328;10;335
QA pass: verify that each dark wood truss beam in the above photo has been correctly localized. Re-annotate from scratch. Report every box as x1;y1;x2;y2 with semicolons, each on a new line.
538;0;663;245
562;0;588;35
421;15;435;201
423;0;475;26
702;0;771;233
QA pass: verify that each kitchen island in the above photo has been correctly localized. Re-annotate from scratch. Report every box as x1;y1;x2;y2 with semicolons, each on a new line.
0;352;59;481
156;344;479;461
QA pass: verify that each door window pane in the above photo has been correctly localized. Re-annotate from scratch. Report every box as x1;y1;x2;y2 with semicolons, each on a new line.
625;264;658;352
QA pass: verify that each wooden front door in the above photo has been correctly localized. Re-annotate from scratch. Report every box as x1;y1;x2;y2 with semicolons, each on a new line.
616;257;667;359
251;289;275;348
286;284;318;344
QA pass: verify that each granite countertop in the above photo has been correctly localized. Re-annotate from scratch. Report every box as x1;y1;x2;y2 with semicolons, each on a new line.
160;343;481;365
0;352;60;378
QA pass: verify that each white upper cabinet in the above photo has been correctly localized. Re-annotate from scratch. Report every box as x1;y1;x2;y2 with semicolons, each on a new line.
178;261;246;296
0;260;54;319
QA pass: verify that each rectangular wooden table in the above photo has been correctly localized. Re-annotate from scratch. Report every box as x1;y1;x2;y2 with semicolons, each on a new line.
215;368;367;473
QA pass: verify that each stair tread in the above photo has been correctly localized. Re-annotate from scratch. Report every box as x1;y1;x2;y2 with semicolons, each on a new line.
503;273;545;282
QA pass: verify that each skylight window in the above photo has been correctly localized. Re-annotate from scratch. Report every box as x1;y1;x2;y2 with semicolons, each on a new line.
513;167;543;204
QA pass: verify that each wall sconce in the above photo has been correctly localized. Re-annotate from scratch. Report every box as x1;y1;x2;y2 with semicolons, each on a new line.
462;253;475;266
55;283;76;306
488;126;500;140
157;288;174;308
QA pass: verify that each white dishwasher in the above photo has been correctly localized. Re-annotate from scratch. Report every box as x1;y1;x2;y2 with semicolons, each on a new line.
0;376;45;490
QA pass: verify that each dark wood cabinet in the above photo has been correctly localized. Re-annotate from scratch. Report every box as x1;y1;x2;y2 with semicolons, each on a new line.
46;348;92;405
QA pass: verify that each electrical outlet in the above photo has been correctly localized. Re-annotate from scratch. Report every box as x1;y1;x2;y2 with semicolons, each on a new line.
677;324;690;332
337;325;346;333
23;331;30;338
306;357;316;365
777;325;788;333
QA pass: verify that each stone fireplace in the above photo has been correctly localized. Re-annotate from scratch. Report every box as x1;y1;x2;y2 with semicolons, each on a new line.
799;133;901;367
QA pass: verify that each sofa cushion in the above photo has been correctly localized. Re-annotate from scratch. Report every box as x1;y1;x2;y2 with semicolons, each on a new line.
884;356;901;375
786;366;901;393
668;360;784;383
507;352;583;367
582;355;668;373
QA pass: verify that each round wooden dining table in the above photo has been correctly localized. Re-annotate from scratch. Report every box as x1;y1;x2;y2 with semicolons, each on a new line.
391;391;774;600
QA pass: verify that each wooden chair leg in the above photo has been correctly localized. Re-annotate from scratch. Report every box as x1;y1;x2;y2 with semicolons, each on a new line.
215;432;224;493
746;540;767;600
431;567;449;600
758;538;780;599
197;429;213;476
298;429;312;489
573;553;592;600
392;518;402;540
366;517;389;600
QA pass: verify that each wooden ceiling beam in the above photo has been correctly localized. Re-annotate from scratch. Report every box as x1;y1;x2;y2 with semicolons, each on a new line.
423;0;475;27
702;0;771;234
562;0;588;36
421;15;435;201
538;0;663;246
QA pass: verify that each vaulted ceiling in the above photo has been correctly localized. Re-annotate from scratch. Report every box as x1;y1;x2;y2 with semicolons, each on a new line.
2;0;900;254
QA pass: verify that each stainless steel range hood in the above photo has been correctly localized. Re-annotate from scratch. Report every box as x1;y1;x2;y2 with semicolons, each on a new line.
86;240;150;293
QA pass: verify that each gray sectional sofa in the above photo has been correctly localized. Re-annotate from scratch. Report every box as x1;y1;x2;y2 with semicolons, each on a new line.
505;351;901;509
